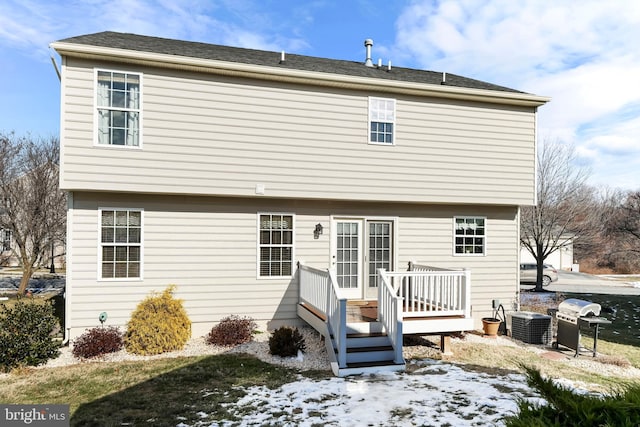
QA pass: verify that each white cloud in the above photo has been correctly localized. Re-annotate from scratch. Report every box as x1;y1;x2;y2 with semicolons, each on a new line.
0;1;60;55
0;0;309;57
394;0;640;189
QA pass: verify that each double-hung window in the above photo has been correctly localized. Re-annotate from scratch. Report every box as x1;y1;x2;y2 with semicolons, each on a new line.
96;70;141;147
100;209;142;279
454;217;486;255
258;213;294;277
369;97;395;144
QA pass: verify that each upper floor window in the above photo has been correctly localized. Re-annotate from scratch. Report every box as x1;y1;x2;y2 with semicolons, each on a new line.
258;213;294;278
369;97;395;144
100;208;142;279
454;217;486;255
96;70;141;147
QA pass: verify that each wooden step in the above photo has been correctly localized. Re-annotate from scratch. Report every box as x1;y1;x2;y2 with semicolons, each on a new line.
346;332;387;339
344;360;404;369
334;344;396;364
346;345;393;353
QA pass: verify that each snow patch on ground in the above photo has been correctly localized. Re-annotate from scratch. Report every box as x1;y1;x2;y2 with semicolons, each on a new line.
189;360;542;427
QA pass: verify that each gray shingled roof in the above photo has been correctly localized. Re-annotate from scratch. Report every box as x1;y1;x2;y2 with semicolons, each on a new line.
57;31;523;94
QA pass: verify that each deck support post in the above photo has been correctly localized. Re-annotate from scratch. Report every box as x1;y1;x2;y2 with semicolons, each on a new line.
440;334;452;355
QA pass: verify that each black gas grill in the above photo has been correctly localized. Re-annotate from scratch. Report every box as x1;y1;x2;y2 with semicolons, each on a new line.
553;298;611;357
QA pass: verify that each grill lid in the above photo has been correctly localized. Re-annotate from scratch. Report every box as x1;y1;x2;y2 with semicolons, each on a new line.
558;298;601;318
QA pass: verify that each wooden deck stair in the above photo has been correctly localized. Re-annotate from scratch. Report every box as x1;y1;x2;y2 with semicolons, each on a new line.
298;301;405;376
338;329;403;372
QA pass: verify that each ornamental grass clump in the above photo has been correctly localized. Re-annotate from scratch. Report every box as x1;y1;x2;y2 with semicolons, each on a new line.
206;315;256;346
124;285;191;355
0;298;60;372
268;326;306;357
72;326;124;359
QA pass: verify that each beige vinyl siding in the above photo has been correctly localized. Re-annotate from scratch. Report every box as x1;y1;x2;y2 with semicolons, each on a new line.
398;206;519;325
60;58;537;206
67;192;518;338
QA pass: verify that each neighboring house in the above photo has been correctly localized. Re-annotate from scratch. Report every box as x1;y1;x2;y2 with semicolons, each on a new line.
0;228;66;270
51;32;548;375
0;163;66;271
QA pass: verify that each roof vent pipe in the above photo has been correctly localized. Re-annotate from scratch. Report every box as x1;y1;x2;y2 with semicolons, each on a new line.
364;39;374;67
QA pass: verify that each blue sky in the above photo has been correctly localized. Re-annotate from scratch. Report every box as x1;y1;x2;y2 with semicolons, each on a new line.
1;0;639;190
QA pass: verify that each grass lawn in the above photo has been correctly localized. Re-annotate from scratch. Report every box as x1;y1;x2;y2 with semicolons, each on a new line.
0;353;317;426
1;336;639;426
2;288;639;425
446;337;640;391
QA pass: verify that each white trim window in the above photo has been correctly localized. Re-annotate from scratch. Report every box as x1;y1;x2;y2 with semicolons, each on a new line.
258;213;294;277
95;70;141;147
369;97;395;144
100;208;143;279
454;217;486;256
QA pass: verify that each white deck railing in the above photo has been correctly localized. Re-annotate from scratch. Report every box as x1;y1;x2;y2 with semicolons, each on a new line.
298;262;347;368
377;269;404;364
383;262;471;318
298;261;470;368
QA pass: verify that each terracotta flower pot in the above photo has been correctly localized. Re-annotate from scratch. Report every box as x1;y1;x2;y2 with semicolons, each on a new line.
482;317;501;337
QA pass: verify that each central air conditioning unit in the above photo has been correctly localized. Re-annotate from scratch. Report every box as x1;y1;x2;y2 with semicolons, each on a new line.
510;311;553;345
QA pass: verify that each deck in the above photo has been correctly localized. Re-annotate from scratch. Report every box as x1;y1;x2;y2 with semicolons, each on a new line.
297;262;474;376
300;299;473;334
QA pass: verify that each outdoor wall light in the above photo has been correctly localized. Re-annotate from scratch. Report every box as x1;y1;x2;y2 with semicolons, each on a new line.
314;223;323;239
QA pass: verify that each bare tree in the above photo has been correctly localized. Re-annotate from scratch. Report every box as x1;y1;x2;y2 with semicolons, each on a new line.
520;139;597;291
605;191;640;265
0;132;66;295
569;186;632;273
612;192;640;250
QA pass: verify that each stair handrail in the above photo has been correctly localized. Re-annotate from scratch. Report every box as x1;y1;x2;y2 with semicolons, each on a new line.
327;267;347;368
298;261;330;313
297;261;347;368
377;268;404;364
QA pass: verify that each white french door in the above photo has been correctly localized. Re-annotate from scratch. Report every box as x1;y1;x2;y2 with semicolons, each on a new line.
366;221;393;299
332;218;394;299
333;220;363;299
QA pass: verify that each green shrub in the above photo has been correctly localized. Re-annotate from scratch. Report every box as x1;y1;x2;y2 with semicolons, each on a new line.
268;326;306;357
0;298;60;372
206;315;256;346
72;326;124;359
504;366;640;426
124;285;191;355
